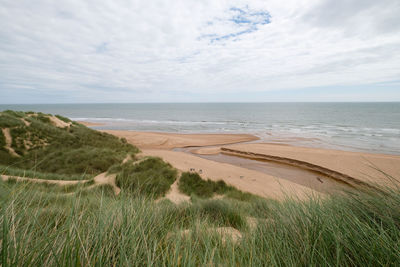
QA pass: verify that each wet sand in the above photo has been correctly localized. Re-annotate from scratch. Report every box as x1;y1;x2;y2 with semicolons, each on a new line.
102;130;259;149
218;143;400;188
175;147;349;193
104;130;400;199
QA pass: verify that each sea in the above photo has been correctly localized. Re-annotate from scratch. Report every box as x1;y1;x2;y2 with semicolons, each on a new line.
1;103;399;155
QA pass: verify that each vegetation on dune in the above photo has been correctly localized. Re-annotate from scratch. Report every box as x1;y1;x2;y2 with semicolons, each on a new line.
0;110;139;178
115;157;178;198
55;114;72;123
4;177;94;193
0;129;5;150
0;111;25;128
1;177;400;266
0;165;93;181
179;172;255;201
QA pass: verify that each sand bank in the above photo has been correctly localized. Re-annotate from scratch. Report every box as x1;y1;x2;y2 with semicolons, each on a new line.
218;143;400;188
103;130;258;149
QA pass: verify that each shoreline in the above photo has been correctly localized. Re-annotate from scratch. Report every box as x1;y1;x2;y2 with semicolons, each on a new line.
82;121;400;156
104;129;400;198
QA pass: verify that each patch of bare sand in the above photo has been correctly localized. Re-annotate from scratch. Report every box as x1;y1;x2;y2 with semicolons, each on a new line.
2;128;20;157
102;130;258;150
21;118;31;126
48;116;71;128
222;143;400;188
162;178;190;204
142;149;320;200
92;172;121;195
122;154;132;163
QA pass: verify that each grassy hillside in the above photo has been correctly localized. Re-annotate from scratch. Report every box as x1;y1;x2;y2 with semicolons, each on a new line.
1;110;400;265
0;110;139;177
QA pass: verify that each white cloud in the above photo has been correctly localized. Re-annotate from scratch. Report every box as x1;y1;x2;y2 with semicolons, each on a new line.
0;0;399;102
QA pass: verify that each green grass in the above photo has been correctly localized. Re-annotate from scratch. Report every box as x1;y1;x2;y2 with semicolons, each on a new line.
4;177;94;193
1;178;400;266
0;165;93;180
0;110;139;177
55;114;71;123
115;157;178;198
0;129;5;150
0;112;24;128
179;172;255;201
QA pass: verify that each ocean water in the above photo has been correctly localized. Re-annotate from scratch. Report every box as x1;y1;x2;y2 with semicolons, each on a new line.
1;103;399;155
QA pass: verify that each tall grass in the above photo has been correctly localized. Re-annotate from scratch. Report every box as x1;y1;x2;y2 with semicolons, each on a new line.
0;165;93;181
1;178;399;266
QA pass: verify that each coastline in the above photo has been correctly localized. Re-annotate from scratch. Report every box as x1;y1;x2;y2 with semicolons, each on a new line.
104;129;400;198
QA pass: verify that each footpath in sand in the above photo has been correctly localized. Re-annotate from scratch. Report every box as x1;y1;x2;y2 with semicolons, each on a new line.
1;172;121;195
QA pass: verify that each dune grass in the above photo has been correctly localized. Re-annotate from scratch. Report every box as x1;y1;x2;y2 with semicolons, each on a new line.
0;165;93;180
0;111;139;177
4;177;94;193
0;112;25;128
0;129;5;150
1;177;400;266
115;157;178;198
179;172;255;201
55;114;71;123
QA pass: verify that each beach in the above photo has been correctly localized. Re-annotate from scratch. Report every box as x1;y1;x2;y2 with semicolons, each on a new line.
104;130;400;199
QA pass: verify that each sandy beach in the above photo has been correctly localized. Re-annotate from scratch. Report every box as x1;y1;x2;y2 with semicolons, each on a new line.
103;130;259;149
104;130;400;199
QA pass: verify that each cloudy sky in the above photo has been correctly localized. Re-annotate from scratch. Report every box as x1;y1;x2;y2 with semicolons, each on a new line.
1;0;399;103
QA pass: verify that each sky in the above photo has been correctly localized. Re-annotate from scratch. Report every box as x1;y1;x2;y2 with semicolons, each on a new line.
0;0;400;103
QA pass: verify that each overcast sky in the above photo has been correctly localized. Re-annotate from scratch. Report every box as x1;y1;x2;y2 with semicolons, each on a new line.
0;0;399;103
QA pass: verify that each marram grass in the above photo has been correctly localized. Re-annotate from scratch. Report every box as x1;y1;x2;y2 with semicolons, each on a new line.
1;178;400;266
